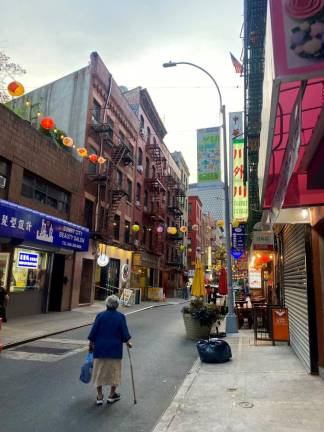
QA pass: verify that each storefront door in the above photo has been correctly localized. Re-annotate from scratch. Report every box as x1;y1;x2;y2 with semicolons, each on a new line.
48;254;65;312
108;258;120;294
79;259;93;304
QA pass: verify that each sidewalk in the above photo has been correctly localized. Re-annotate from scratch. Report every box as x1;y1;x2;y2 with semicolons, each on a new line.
153;330;324;432
0;299;184;349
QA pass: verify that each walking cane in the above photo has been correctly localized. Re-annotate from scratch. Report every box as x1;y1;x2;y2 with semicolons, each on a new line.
127;345;137;405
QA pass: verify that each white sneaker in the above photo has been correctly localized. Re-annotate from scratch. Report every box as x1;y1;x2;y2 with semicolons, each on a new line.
96;397;104;406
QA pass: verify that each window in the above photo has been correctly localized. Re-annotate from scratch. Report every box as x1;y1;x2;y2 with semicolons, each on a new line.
10;248;48;293
140;115;144;129
113;214;120;241
92;99;101;123
116;169;123;187
127;179;132;202
152;166;156;179
21;171;70;213
0;157;10;189
145;157;150;177
147;127;151;144
84;199;94;230
137;148;143;167
124;222;130;244
136;183;141;205
88;147;97;175
188;203;192;214
167;191;171;206
144;190;148;207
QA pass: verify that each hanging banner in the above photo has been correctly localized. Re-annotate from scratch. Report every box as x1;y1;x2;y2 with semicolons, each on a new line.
233;139;248;220
229;112;243;140
197;127;221;183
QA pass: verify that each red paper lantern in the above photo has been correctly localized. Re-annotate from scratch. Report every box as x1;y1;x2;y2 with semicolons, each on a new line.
40;117;55;130
7;81;25;97
89;154;98;163
261;255;271;264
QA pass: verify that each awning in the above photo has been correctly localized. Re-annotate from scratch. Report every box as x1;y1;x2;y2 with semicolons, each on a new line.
261;78;324;214
0;199;89;252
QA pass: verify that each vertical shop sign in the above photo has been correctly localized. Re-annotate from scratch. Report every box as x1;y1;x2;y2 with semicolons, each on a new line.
233;139;248;220
229;112;243;219
197;127;221;183
232;223;246;252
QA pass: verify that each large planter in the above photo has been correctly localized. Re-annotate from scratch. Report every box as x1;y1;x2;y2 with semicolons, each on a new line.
182;313;211;341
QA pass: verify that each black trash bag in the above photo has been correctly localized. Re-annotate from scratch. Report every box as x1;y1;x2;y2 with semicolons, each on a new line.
196;338;232;363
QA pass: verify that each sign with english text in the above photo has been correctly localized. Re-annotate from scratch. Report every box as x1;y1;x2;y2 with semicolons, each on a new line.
0;199;89;251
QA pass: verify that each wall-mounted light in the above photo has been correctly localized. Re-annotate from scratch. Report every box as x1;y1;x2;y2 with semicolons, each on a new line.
301;208;309;220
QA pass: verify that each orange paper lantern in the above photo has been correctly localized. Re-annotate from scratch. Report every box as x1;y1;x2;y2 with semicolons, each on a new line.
97;156;107;164
89;154;98;163
192;224;199;231
180;226;187;233
62;137;73;147
167;227;177;235
77;148;88;157
40;117;55;130
7;81;25;97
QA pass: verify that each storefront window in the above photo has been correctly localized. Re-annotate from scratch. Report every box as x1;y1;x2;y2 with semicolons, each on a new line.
10;248;48;293
0;252;10;288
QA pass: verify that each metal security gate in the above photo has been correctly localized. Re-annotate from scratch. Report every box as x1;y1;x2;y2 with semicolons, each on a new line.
282;224;313;372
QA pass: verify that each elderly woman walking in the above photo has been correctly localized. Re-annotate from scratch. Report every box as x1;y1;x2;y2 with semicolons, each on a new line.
88;294;132;405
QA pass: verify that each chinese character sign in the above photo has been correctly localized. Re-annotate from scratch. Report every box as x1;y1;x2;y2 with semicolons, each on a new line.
197;127;221;183
233;139;248;220
0;199;89;251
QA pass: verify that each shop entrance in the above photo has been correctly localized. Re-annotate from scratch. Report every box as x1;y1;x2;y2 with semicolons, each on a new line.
79;259;93;304
108;258;120;294
48;254;65;312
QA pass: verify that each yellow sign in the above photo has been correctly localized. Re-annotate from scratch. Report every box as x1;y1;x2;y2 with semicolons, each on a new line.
233;139;248;220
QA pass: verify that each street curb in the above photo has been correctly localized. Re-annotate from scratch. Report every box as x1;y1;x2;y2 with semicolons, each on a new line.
2;301;187;350
152;357;201;432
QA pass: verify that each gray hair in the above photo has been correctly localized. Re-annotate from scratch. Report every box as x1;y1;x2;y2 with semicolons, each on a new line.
106;294;119;310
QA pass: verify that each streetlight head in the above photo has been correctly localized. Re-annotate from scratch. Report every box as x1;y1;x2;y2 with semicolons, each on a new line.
162;61;177;68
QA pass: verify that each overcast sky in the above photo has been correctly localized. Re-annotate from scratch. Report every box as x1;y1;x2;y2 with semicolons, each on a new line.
1;0;244;182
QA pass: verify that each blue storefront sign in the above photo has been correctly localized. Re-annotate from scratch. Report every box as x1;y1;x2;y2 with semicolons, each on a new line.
231;223;246;254
0;199;89;252
18;251;39;268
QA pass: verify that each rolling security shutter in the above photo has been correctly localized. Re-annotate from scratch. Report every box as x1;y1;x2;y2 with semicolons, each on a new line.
283;224;310;372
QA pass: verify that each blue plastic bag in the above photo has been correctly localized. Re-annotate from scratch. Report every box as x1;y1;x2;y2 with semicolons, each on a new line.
79;353;93;384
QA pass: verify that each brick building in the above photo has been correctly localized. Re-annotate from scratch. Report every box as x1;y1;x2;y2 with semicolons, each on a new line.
0;104;90;318
10;52;189;302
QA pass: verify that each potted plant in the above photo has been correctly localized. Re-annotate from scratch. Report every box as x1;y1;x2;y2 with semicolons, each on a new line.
182;298;220;340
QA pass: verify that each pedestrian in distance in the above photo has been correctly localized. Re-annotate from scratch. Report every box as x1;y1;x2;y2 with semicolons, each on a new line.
88;294;132;406
205;284;212;303
0;270;9;323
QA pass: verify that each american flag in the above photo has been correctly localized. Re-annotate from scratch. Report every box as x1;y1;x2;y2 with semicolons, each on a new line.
230;52;243;74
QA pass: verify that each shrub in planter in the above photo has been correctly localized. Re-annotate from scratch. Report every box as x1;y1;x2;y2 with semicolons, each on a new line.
182;299;221;340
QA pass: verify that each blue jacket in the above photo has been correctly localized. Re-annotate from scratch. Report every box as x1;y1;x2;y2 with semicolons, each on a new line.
88;309;131;359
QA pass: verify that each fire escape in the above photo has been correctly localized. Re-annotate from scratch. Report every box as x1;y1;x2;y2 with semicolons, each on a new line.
244;0;267;237
90;117;134;242
145;138;167;255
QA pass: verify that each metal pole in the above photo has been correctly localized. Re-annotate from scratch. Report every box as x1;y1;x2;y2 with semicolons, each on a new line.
162;61;238;332
221;105;238;333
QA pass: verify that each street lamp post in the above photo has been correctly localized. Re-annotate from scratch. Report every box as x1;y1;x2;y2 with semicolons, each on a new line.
163;61;238;333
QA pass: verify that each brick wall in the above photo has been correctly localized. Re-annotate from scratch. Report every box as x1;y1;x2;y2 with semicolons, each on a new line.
0;104;83;224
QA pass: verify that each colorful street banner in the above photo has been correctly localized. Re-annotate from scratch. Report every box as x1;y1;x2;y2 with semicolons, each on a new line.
232;139;248;220
0;199;89;251
197;127;221;183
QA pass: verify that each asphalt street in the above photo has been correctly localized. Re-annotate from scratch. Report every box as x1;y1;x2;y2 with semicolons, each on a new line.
0;303;197;432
